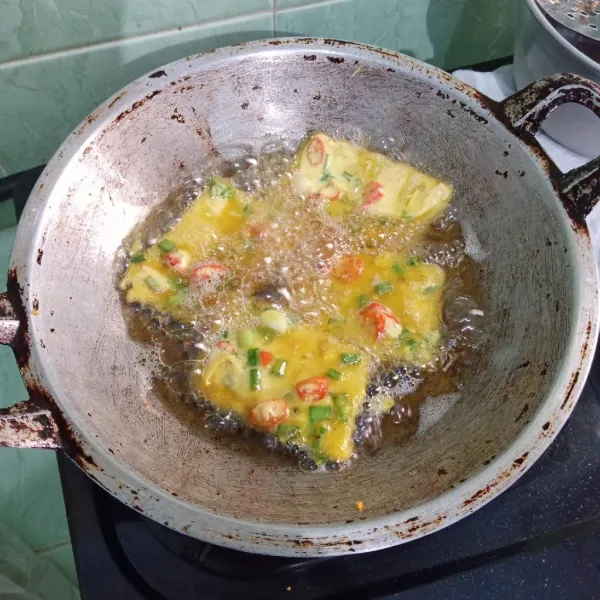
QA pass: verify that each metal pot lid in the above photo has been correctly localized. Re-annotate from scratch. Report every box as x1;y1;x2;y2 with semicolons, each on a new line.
536;0;600;42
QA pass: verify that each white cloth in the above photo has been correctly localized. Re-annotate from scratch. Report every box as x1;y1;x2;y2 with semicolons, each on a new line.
453;65;600;267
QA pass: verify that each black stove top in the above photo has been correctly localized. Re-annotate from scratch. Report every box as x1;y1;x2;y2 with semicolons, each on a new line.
5;166;600;600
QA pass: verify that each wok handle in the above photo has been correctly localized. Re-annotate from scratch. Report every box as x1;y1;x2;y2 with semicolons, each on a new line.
500;73;600;219
0;292;61;449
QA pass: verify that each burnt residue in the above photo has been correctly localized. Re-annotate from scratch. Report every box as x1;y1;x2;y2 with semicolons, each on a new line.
327;56;344;64
149;70;167;78
171;109;185;124
36;249;43;266
108;92;126;109
115;90;162;124
513;452;529;466
241;101;249;110
542;421;551;431
32;298;39;312
304;55;317;61
561;371;580;409
514;403;529;423
2;268;102;462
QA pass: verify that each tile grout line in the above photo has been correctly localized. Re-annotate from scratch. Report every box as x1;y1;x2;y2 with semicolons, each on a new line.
33;539;73;555
277;0;349;16
0;9;274;71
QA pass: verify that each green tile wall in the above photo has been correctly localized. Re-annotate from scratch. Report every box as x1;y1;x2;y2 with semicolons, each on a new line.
0;0;517;593
0;0;518;175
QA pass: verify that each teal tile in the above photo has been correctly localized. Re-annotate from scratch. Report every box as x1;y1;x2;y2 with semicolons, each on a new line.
276;0;518;70
0;201;17;230
0;524;79;599
0;14;273;174
36;543;78;588
0;0;272;62
277;0;322;9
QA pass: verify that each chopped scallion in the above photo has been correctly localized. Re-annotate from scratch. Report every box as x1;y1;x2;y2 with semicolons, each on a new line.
423;285;437;295
341;353;361;365
407;256;418;267
375;282;393;296
392;262;404;276
167;276;188;290
271;359;287;378
130;252;146;263
143;276;161;292
342;171;354;182
309;405;332;421
358;294;368;308
250;368;261;391
247;348;260;367
211;181;233;199
277;424;301;441
158;239;175;253
407;339;418;350
328;315;344;325
221;330;229;339
333;394;349;423
401;210;413;221
399;328;411;341
327;369;342;381
168;291;186;306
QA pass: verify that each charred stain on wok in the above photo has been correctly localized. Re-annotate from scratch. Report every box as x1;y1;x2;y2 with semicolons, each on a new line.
3;270;102;463
115;90;162;124
36;249;43;266
561;371;580;410
514;403;529;423
149;70;167;78
108;92;126;109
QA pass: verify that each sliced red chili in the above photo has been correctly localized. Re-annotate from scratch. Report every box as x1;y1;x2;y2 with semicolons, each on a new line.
249;399;289;428
333;254;364;283
306;136;326;166
360;302;400;341
191;262;228;283
163;249;191;272
216;341;236;353
296;377;329;402
259;350;274;367
363;181;384;208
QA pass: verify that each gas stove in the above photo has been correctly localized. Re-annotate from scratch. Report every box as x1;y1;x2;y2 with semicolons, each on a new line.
3;163;600;600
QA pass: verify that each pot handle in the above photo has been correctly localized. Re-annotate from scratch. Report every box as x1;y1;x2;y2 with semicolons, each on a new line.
0;292;61;449
500;73;600;219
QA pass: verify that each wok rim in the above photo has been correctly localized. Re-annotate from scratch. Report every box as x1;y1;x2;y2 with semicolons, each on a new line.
7;37;599;556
